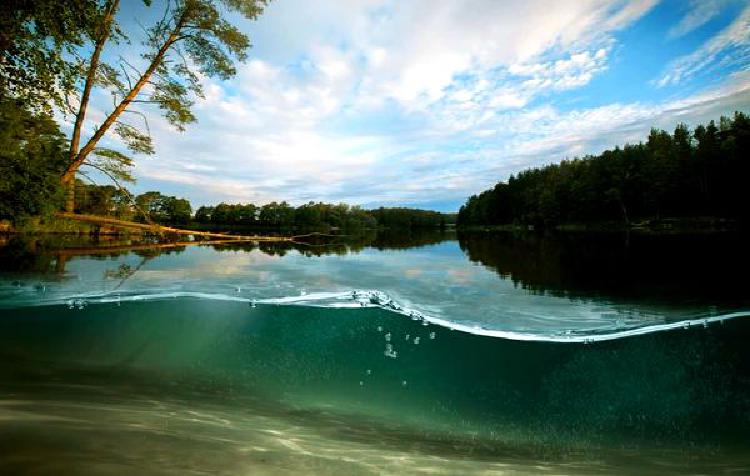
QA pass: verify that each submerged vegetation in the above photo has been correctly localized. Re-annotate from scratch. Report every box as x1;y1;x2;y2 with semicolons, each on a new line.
458;113;750;230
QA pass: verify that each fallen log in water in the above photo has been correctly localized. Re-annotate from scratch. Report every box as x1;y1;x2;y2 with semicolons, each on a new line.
55;212;292;242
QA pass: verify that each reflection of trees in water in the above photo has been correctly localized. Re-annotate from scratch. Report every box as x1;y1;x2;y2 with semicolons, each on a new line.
209;229;453;256
457;231;750;301
0;229;453;275
0;235;186;275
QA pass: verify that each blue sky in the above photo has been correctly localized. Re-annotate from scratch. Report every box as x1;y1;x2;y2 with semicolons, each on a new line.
82;0;750;211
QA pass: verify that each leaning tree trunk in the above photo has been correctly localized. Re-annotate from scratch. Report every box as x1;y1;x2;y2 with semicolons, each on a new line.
62;5;186;212
64;181;76;214
63;0;119;212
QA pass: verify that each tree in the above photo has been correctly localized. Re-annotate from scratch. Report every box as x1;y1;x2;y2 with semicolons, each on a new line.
60;0;269;211
457;114;750;228
0;97;68;221
0;0;98;112
195;205;214;223
163;197;192;224
134;191;192;224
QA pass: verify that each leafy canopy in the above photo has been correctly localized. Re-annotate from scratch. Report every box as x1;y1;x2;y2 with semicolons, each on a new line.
0;97;68;220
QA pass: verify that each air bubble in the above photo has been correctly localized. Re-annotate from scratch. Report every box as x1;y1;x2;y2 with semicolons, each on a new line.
385;332;391;342
359;381;364;387
377;326;383;332
366;369;372;375
413;336;420;345
429;331;436;340
402;380;407;386
384;349;398;359
405;334;410;341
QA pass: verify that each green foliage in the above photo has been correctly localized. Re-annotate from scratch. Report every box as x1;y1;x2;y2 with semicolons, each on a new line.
86;147;136;183
134;191;192;224
370;207;453;229
74;182;132;217
0;98;68;221
457;113;750;228
0;0;99;112
75;186;192;224
195;201;450;231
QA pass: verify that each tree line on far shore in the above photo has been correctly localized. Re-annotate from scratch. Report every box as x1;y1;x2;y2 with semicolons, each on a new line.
457;113;750;229
69;182;454;231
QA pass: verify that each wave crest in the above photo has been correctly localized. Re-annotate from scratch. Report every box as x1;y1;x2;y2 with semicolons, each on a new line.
25;289;748;343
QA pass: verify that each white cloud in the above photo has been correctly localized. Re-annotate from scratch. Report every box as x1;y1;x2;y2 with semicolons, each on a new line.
668;0;726;39
657;4;750;86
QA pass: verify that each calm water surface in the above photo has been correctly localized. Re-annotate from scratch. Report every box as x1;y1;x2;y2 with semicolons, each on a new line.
1;231;749;474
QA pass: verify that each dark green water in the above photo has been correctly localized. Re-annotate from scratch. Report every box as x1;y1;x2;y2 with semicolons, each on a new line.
1;231;749;474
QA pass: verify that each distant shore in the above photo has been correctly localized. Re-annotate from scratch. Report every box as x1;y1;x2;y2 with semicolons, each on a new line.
457;217;744;234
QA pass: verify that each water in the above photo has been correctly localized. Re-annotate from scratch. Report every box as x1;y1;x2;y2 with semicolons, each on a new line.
1;231;749;474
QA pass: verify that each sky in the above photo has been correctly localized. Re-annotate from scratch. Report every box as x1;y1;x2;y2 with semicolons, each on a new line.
83;0;750;212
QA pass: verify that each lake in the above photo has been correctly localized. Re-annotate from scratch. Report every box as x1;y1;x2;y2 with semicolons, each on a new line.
1;231;749;474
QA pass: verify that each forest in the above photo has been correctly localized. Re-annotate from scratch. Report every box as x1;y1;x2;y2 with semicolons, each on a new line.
66;182;454;231
457;113;750;229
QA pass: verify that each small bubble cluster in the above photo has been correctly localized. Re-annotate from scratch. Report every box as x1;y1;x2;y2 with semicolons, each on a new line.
67;299;87;310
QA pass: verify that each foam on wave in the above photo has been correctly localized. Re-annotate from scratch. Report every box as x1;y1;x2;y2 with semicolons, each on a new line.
24;289;747;343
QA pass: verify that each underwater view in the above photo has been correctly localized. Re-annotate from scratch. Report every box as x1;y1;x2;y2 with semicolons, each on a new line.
1;231;749;475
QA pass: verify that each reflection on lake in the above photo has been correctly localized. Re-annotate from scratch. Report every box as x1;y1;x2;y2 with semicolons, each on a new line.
2;230;748;335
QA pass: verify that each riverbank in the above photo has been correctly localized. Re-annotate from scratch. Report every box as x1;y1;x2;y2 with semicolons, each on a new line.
458;217;744;235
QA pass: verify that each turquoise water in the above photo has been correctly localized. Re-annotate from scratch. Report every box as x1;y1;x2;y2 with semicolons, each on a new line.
1;232;749;474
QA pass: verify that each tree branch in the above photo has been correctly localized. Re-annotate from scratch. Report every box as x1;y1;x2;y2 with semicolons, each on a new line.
63;8;190;184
